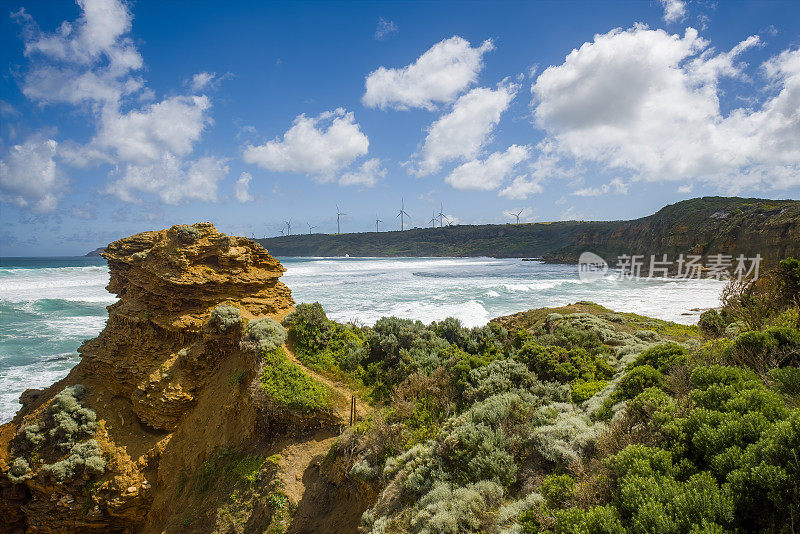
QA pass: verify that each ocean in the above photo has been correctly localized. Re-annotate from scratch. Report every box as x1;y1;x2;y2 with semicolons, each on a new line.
0;256;726;422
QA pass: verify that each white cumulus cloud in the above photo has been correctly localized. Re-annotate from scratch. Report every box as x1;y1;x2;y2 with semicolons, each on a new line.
445;145;531;190
530;25;800;192
572;177;628;196
363;36;494;110
0;138;67;212
14;0;226;206
499;176;544;199
106;155;228;204
243;108;369;179
411;82;518;176
94;95;212;164
191;71;215;92
235;172;254;203
659;0;686;23
339;158;386;187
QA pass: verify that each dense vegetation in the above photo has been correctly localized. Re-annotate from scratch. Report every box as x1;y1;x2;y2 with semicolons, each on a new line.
256;197;800;264
281;257;800;533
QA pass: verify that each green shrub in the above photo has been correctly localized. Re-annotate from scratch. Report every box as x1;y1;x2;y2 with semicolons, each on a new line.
259;348;331;412
541;474;575;508
552;505;625;534
616;365;664;401
463;358;539;402
242;317;287;353
533;411;605;466
516;343;613;385
284;302;367;376
210;305;242;333
283;302;329;352
698;310;726;337
632;343;688;372
571;380;608;403
768;366;800;397
432;317;467;346
349;459;380;481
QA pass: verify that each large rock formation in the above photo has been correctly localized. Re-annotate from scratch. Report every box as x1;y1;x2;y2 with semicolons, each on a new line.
0;224;306;533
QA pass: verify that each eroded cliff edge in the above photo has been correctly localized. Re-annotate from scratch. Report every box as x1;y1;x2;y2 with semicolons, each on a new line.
0;224;363;533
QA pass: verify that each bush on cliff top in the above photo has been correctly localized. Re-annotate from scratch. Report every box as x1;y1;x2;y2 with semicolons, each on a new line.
242;317;287;353
175;224;201;244
259;347;331;412
283;302;367;375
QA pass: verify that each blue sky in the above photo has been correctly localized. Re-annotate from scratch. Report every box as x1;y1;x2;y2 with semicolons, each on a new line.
1;0;799;255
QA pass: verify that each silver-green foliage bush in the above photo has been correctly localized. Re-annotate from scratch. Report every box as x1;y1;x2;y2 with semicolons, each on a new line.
350;459;380;481
7;457;32;483
175;224;201;243
410;480;504;534
47;385;97;451
532;410;605;465
41;439;105;482
10;385;105;485
241;317;287;352
210;305;243;333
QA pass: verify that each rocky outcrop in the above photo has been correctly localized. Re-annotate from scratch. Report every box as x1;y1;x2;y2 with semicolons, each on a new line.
82;223;294;431
0;224;300;533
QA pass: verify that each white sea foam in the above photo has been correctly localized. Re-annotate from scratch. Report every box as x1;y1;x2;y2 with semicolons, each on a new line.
0;266;114;303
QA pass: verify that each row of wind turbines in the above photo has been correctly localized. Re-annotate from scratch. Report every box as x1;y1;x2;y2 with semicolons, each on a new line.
276;201;525;236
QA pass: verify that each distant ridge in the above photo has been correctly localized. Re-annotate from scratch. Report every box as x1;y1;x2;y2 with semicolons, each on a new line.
255;197;800;265
85;247;106;257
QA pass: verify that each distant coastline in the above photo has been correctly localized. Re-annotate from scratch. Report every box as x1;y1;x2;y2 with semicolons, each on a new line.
251;197;800;266
85;247;105;257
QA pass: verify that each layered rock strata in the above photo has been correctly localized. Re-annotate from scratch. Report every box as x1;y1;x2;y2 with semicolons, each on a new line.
0;223;296;533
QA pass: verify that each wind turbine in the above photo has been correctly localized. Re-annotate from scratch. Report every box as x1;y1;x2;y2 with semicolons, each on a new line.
437;203;446;228
375;215;383;232
396;198;411;231
336;204;346;234
284;219;292;236
511;208;524;224
428;212;437;228
307;222;317;234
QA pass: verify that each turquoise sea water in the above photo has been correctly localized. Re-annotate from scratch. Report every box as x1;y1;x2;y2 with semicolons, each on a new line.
0;256;726;422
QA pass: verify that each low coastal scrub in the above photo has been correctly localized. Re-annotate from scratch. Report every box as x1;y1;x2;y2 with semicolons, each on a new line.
258;347;331;412
283;302;366;376
8;384;106;484
242;317;287;352
287;258;800;533
211;304;243;333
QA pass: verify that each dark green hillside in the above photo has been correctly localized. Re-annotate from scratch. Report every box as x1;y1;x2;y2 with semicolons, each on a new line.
256;197;800;265
259;219;618;258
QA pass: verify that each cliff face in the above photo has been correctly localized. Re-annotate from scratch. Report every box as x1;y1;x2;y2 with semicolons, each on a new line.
0;224;304;533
